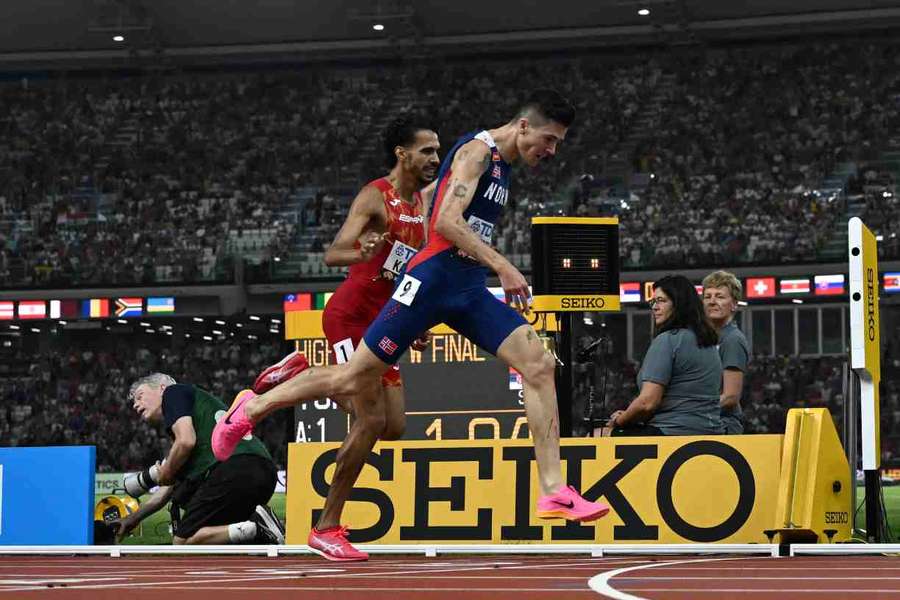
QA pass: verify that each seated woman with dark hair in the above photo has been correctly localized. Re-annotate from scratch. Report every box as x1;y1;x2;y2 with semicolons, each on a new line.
608;275;723;436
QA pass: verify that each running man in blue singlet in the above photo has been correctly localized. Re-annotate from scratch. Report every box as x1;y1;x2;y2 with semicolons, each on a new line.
212;90;611;560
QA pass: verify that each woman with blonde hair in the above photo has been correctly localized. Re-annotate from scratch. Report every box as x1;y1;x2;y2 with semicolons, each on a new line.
702;270;750;434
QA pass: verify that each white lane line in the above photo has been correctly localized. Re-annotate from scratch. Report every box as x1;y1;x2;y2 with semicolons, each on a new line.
0;578;126;585
614;576;900;581
588;557;751;600
603;589;900;595
0;575;310;593
101;586;600;593
0;558;622;593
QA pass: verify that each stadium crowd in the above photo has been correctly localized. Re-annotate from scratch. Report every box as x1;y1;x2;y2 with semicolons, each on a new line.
0;333;292;471
0;38;898;287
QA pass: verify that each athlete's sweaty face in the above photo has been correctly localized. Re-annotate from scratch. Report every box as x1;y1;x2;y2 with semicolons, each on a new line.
131;383;164;423
517;117;567;168
401;129;441;186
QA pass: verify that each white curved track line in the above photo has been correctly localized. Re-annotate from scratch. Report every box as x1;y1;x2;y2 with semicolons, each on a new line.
588;557;750;599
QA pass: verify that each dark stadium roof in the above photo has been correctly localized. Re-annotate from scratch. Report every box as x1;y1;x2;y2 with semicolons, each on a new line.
2;0;900;68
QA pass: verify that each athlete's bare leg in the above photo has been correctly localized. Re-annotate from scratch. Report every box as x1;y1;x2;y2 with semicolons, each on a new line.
379;384;407;441
496;324;563;496
311;343;392;530
244;342;387;423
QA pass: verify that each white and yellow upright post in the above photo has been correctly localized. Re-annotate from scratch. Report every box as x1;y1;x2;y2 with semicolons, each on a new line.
848;216;883;542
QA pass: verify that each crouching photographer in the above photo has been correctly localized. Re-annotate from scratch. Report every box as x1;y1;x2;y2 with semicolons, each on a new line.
114;373;284;545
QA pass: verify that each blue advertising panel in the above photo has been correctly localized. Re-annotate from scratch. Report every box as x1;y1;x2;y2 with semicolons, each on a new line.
0;446;95;545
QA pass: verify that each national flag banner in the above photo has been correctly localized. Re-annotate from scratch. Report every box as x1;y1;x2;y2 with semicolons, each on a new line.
620;282;641;303
146;297;175;314
814;274;845;296
643;281;655;302
57;299;80;319
283;293;312;312
81;299;109;318
509;367;523;390
314;292;333;310
18;300;46;319
0;301;13;320
884;272;900;294
780;278;810;295
745;277;776;299
115;297;143;318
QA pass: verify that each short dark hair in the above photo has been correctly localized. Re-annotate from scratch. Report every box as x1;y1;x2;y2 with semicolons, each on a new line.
516;89;575;128
652;275;719;347
383;114;434;168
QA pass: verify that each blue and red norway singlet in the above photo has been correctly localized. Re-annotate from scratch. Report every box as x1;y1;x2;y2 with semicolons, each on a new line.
363;130;527;365
407;130;512;272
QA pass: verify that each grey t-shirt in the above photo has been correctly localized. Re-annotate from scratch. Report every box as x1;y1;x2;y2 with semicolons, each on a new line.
638;328;723;435
718;320;750;434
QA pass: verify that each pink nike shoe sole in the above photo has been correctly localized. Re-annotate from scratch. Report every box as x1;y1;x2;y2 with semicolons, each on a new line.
535;485;611;523
211;389;256;461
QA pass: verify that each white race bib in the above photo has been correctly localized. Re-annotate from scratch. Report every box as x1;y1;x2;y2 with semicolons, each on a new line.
332;337;355;364
467;215;494;244
382;240;418;276
392;274;422;307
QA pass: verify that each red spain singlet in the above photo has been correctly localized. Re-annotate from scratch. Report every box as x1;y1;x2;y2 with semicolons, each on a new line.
322;177;425;385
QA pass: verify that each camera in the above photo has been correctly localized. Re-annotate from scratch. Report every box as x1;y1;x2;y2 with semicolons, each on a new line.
124;462;161;498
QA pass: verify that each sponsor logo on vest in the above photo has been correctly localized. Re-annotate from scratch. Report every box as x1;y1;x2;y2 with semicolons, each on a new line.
484;182;509;206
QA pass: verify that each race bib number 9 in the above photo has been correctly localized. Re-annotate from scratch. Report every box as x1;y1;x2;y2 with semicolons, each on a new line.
392;274;422;307
382;240;418;276
467;215;494;244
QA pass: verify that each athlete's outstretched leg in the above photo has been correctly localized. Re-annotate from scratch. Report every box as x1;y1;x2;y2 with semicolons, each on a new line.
314;355;384;531
307;342;389;561
497;324;610;522
496;325;563;495
212;342;388;461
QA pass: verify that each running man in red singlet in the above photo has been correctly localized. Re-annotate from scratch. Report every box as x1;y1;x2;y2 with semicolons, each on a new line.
251;115;439;560
320;115;438;443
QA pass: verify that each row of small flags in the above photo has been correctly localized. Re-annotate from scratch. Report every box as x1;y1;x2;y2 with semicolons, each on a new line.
620;273;900;303
283;292;333;312
285;287;528;312
0;297;175;320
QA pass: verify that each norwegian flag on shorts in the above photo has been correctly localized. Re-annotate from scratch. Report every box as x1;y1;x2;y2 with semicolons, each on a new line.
378;336;398;356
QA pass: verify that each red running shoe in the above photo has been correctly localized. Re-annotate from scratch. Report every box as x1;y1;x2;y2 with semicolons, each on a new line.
308;526;369;562
252;351;309;394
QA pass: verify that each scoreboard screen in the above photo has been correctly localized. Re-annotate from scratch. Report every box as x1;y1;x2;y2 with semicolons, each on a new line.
292;333;528;444
530;217;620;312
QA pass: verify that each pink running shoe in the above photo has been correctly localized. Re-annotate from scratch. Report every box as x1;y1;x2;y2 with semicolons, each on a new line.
308;526;369;562
212;389;256;461
536;485;611;522
252;351;309;394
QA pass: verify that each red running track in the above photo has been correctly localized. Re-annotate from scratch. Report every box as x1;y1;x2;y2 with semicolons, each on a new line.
0;555;898;599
